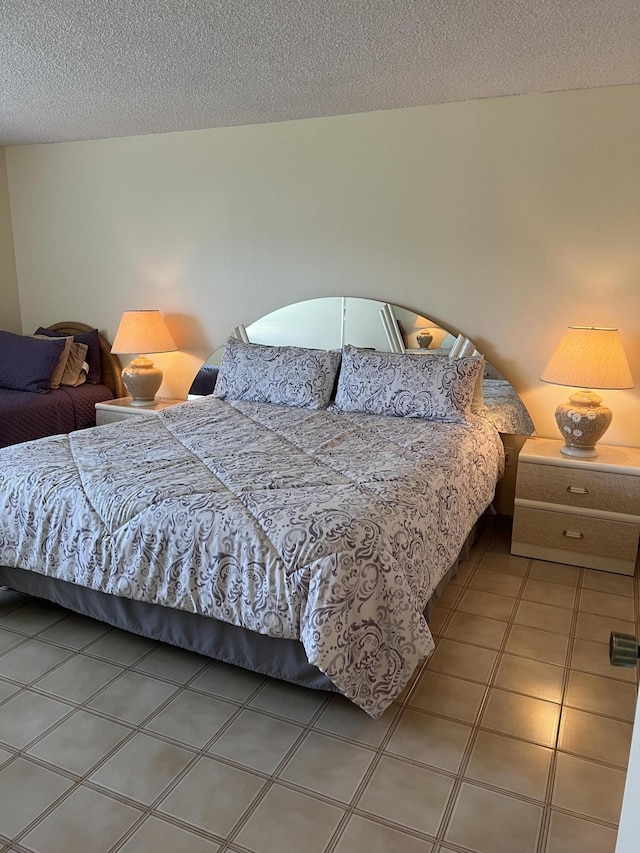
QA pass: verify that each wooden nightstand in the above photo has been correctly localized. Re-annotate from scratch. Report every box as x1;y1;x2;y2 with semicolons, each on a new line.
95;397;185;426
511;437;640;575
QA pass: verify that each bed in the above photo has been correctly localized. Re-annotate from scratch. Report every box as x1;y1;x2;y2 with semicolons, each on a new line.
0;337;510;718
0;322;123;449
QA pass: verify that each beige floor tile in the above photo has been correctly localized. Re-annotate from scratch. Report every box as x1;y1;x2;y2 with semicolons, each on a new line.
189;661;265;702
334;814;433;853
505;625;569;666
545;811;617;853
235;783;345;853
481;688;560;747
458;589;516;621
279;731;374;802
445;783;542;853
209;709;302;773
575;611;635;644
409;671;485;723
0;601;67;635
426;639;497;683
443;611;509;650
134;644;209;683
571;637;636;683
39;614;111;649
20;784;143;853
553;753;626;823
477;552;528;576
158;755;265;836
27;709;131;775
530;561;580;587
386;708;472;772
118;815;221;852
493;654;564;703
515;600;573;635
558;707;633;768
450;562;475;586
0;627;22;654
357;755;454;836
469;569;523;597
34;654;123;703
523;579;577;610
88;671;178;725
249;679;328;723
438;584;463;609
582;569;634;597
89;731;193;805
144;689;237;748
564;671;637;721
0;690;71;749
85;629;157;665
314;694;398;747
0;638;72;684
465;730;552;800
0;757;73;840
579;589;635;622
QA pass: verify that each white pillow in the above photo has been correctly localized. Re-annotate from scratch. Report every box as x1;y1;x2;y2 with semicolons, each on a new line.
450;335;484;411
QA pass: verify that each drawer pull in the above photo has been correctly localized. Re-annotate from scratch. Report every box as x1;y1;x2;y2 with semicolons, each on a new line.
567;486;589;495
563;529;584;540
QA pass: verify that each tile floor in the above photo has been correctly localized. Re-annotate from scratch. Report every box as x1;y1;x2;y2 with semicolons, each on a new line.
0;520;637;852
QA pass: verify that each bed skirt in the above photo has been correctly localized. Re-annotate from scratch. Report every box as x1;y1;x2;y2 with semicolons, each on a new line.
0;520;481;694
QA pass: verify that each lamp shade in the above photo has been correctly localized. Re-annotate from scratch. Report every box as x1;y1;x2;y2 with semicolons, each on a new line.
540;326;634;390
111;310;176;355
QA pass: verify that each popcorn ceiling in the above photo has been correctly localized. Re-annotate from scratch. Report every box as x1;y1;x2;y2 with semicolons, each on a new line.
1;0;638;145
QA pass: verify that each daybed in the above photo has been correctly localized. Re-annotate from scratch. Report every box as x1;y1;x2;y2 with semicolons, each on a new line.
0;322;123;449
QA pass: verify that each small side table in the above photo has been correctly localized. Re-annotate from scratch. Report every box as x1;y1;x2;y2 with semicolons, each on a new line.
95;397;185;426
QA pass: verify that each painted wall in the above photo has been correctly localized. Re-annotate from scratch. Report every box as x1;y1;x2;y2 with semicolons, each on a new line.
0;148;21;332
5;84;640;445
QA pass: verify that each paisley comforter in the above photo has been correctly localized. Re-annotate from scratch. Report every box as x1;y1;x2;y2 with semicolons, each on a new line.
0;397;504;717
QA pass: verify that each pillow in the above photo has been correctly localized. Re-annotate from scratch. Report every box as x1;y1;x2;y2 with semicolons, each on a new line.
213;337;341;409
34;326;102;384
0;331;68;394
31;334;73;389
333;345;483;423
60;341;89;386
449;334;484;411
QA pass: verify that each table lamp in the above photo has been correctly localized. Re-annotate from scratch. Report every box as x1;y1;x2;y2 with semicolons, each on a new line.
111;310;177;406
540;326;634;457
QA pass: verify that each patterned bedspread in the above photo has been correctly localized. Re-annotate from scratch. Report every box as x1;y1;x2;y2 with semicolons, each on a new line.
480;379;535;435
0;397;504;717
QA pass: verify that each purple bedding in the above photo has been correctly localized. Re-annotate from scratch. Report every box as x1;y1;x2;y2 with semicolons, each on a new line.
0;384;114;449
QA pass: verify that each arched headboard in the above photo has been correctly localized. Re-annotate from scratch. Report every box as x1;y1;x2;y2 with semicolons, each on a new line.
46;321;125;398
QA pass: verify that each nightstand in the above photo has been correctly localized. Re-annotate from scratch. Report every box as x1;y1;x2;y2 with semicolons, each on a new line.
511;437;640;575
95;397;185;426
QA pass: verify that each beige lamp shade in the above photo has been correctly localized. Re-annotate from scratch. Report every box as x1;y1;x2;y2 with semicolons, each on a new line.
111;310;177;407
111;310;177;355
540;326;634;458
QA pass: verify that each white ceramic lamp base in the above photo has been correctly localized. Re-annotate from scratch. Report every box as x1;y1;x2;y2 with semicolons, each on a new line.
122;356;163;407
555;390;612;458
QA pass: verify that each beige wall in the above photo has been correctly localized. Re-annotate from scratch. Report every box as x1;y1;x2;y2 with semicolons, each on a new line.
6;84;640;444
0;148;21;332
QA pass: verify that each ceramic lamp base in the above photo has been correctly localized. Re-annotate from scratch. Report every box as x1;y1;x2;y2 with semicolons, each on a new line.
555;389;612;459
122;356;163;407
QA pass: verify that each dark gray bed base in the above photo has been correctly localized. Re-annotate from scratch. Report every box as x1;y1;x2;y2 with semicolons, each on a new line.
0;523;479;694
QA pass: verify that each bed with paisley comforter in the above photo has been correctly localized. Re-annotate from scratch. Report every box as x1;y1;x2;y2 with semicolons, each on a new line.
0;342;505;718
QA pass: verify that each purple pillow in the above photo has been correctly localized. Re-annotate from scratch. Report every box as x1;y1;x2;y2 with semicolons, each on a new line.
0;331;68;393
34;327;102;384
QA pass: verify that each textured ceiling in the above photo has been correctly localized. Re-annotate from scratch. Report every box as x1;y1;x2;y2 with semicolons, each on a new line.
1;0;639;146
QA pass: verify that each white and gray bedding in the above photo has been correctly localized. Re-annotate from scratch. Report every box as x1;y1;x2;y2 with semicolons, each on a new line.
0;395;503;717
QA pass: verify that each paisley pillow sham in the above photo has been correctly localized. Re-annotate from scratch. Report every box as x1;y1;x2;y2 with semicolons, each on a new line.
213;337;341;409
333;345;484;423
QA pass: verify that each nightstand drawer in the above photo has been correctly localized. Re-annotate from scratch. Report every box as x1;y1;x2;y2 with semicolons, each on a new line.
96;410;127;426
516;463;640;516
512;506;640;562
